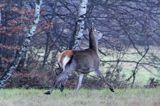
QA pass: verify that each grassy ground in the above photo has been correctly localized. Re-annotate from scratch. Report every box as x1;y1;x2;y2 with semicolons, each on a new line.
0;88;160;106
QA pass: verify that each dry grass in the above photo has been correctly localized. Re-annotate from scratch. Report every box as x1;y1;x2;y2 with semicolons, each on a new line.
0;88;160;106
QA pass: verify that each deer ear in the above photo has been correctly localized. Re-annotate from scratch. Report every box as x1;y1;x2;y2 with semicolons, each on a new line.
98;32;103;40
95;30;103;40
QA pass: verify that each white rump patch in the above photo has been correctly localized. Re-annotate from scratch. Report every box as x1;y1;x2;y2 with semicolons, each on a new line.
62;56;71;70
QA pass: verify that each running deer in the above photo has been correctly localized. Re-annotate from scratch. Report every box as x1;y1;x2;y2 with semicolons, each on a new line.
45;27;114;95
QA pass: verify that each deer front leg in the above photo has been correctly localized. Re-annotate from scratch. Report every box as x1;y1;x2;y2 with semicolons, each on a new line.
95;69;114;92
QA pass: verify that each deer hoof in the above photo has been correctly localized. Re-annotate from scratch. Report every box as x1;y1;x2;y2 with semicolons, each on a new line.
44;91;51;95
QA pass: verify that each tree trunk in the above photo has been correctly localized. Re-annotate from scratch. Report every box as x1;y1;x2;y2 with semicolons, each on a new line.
73;0;88;50
0;0;42;88
42;32;51;68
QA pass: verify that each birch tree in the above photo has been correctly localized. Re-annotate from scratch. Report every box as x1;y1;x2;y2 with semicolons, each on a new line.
0;0;42;88
73;0;88;49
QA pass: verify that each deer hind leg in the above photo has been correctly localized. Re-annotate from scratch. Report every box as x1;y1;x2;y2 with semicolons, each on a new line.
44;60;76;95
94;69;114;92
76;74;84;90
44;72;68;95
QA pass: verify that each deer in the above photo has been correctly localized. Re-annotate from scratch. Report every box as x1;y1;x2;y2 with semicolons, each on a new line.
44;27;114;95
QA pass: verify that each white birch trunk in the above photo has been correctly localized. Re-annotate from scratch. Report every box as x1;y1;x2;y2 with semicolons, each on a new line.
73;0;88;49
0;0;42;87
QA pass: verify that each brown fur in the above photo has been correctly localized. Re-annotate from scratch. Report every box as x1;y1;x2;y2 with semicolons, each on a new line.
56;48;99;74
